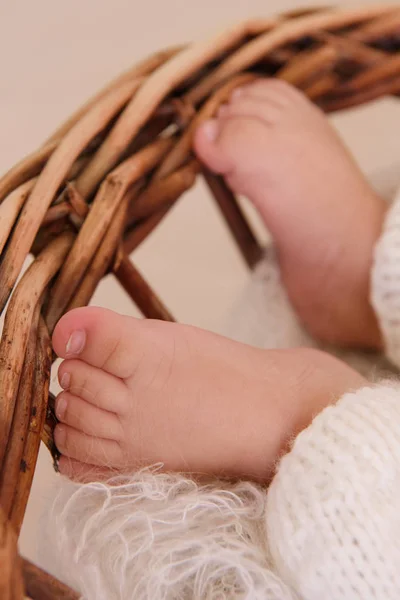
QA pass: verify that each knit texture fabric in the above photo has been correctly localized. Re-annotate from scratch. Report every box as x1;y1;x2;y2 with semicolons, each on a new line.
266;385;400;600
372;187;400;369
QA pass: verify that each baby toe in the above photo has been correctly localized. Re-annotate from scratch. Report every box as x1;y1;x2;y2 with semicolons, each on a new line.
55;391;123;440
58;359;129;415
195;114;264;175
194;119;235;174
240;79;303;105
53;307;146;379
223;96;276;126
54;424;125;468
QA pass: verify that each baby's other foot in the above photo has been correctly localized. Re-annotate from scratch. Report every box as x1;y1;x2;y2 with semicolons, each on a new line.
195;80;386;349
52;307;364;481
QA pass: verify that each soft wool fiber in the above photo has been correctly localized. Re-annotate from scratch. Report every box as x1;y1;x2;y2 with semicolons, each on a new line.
41;469;295;599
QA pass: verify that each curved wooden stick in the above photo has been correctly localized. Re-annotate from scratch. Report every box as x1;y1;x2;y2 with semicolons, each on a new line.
11;317;52;533
0;507;24;600
0;233;73;469
0;304;40;519
0;79;141;313
45;137;173;330
22;559;80;600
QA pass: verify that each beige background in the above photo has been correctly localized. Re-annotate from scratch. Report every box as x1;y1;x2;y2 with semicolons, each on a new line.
1;0;399;566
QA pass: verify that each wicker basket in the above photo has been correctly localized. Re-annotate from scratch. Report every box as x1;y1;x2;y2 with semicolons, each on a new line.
1;4;400;597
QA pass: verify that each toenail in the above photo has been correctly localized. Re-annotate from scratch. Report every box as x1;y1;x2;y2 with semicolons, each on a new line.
55;424;66;448
55;395;68;420
66;330;86;356
202;119;219;142
60;372;71;389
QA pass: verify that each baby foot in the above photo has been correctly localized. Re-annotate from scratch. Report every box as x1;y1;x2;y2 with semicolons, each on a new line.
195;80;386;349
52;307;365;481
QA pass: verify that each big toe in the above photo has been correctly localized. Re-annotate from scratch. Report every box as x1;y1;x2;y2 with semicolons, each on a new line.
53;307;145;379
194;119;235;175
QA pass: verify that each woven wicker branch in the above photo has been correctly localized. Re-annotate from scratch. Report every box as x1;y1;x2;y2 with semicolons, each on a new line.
0;4;399;596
